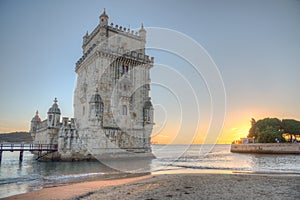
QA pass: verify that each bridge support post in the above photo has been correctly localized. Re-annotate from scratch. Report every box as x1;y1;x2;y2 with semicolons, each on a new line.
0;151;2;163
19;151;23;162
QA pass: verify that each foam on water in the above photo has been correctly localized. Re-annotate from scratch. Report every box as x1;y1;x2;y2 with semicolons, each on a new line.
44;172;106;181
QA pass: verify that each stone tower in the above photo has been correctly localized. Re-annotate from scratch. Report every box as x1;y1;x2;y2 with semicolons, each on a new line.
73;9;154;156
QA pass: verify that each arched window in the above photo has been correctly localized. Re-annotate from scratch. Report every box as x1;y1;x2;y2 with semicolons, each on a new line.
122;105;127;115
89;89;104;120
95;102;104;117
143;99;153;123
144;109;150;121
121;65;125;74
48;114;53;122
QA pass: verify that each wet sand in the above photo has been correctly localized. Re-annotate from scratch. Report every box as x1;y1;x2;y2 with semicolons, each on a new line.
4;173;300;200
4;175;152;200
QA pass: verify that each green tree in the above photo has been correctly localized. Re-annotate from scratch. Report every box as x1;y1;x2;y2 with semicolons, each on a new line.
248;118;281;141
248;118;257;139
281;119;300;142
257;126;284;143
248;117;300;143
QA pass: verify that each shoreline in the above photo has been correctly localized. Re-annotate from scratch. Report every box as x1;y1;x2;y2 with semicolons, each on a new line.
3;174;152;200
3;169;300;200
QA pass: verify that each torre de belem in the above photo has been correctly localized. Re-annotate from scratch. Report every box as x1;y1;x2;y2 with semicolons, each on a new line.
29;10;154;161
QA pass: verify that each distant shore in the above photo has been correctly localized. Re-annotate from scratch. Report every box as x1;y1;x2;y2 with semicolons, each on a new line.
4;171;300;200
0;132;32;143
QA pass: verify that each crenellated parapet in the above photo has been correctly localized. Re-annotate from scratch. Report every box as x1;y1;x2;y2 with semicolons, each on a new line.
76;43;97;70
82;25;100;49
37;120;48;130
82;23;144;49
75;44;154;72
80;9;148;69
58;117;79;151
107;23;144;40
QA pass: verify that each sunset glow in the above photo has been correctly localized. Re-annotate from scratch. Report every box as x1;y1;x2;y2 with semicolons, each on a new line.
0;1;299;147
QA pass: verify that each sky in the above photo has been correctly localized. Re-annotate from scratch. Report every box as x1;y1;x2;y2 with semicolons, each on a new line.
0;0;299;144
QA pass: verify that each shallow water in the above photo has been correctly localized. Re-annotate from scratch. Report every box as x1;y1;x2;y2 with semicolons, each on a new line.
152;144;300;173
0;144;299;198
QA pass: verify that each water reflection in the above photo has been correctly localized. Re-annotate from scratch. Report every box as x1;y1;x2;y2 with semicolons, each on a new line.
249;154;300;173
0;144;300;198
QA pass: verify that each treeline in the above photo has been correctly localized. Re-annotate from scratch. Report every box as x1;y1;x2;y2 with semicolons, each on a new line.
248;118;300;143
0;132;32;143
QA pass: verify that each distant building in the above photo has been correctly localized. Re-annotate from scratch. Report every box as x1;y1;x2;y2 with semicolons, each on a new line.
233;138;255;144
30;10;154;160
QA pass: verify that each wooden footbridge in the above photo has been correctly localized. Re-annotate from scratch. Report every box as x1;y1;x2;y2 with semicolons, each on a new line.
0;143;58;162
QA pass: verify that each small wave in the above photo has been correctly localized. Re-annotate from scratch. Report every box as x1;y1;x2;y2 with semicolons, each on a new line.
0;175;41;185
168;164;246;171
44;172;105;181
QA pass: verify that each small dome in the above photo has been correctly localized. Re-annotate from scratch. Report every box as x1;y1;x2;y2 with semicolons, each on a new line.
47;98;61;114
31;110;41;123
144;98;153;109
100;8;108;19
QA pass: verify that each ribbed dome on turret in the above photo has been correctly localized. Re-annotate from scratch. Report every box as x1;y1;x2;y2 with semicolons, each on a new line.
47;98;61;114
99;8;109;27
31;110;41;123
100;8;108;18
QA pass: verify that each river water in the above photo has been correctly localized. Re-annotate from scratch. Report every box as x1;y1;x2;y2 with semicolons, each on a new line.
0;144;300;198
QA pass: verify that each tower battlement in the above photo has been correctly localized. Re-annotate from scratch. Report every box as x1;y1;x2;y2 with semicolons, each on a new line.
83;23;144;47
82;9;147;56
76;9;153;73
107;23;144;40
75;43;154;72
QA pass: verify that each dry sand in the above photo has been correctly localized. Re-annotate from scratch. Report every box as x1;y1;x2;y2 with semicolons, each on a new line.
4;173;300;200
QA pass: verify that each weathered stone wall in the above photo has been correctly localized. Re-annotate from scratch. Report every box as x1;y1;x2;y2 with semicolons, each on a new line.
73;12;153;155
231;143;300;154
34;128;58;145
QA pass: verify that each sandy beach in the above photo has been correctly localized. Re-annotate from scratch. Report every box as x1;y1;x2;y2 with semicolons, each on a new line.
4;172;300;200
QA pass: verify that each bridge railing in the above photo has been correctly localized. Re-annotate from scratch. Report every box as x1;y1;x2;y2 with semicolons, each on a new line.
0;143;58;151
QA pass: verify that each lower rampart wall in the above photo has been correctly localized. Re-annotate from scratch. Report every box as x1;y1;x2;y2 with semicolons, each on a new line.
231;143;300;154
